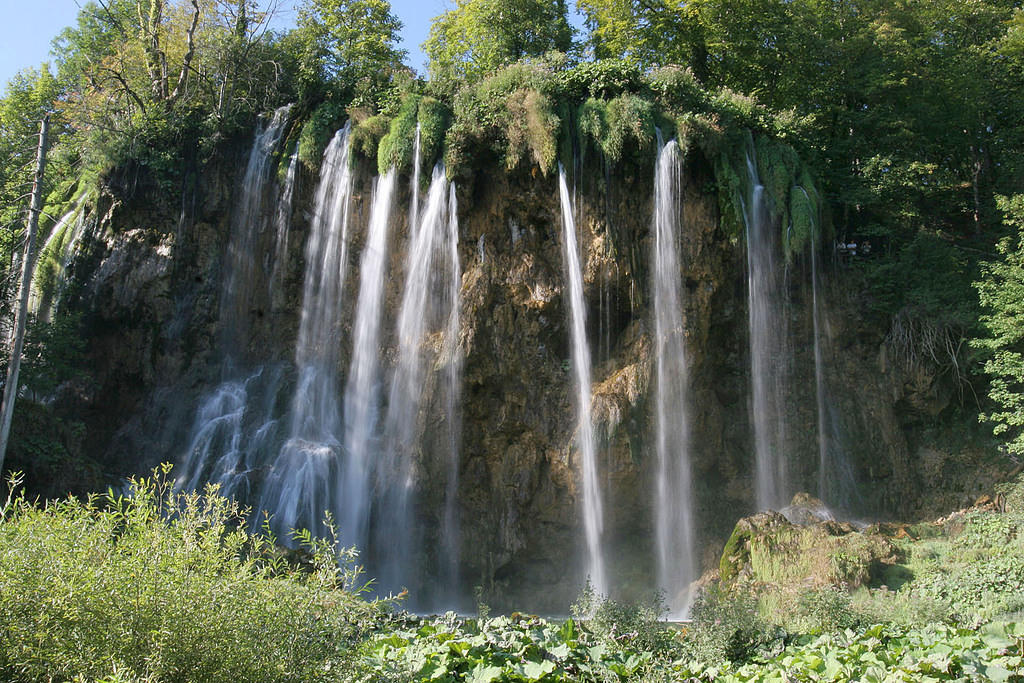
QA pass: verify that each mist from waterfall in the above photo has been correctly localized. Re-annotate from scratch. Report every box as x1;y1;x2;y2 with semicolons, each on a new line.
744;150;790;512
259;124;355;539
557;163;607;595
652;138;697;616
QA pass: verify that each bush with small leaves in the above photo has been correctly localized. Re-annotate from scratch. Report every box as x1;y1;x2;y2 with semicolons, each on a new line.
0;466;386;682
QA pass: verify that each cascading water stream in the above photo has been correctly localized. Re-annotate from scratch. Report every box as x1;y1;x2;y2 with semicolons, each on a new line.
806;190;830;503
259;124;355;539
376;164;450;594
339;168;398;558
177;108;292;497
803;187;859;512
557;163;607;595
652;138;697;615
178;366;283;498
269;143;299;300
439;183;462;604
410;123;421;240
219;104;291;355
29;194;90;321
744;150;789;512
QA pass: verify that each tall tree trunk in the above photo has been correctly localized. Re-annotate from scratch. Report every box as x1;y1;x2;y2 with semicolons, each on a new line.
0;116;50;474
139;0;167;100
170;0;201;103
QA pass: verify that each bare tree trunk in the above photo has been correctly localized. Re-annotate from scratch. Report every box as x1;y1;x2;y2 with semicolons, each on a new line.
139;0;167;100
170;0;200;102
0;116;50;474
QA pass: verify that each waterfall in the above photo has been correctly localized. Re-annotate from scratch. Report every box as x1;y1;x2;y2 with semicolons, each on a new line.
259;125;355;539
744;151;790;512
219;104;291;354
557;163;606;595
804;189;859;513
808;192;829;504
269;143;299;300
177;107;292;496
177;366;283;499
376;163;450;594
410;123;421;239
29;194;90;321
339;168;398;555
439;183;462;604
652;139;697;615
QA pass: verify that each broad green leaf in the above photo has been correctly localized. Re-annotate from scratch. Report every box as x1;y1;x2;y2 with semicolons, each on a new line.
467;662;505;683
515;659;556;679
548;643;570;659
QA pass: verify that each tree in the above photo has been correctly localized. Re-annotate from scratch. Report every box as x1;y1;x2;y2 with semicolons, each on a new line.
578;0;1024;245
0;116;49;473
294;0;405;103
424;0;573;84
975;195;1024;455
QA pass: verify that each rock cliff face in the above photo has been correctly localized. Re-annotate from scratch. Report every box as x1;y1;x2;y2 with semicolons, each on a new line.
50;126;999;612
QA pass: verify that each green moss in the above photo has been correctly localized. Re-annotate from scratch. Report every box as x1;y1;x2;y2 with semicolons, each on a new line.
719;522;751;582
377;94;420;175
298;100;346;171
787;185;816;256
577;98;608;157
706;132;825;259
602;94;655;162
504;88;560;173
575;94;654;164
417;96;452;177
713;145;751;240
350;113;391;165
32;194;90;314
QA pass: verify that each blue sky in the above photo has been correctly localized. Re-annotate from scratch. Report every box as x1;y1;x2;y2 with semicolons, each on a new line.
0;0;450;89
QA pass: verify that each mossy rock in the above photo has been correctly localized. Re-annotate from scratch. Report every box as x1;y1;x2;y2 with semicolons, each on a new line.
719;506;898;590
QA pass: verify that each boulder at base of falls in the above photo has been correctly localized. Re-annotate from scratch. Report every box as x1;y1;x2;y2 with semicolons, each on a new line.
717;493;898;590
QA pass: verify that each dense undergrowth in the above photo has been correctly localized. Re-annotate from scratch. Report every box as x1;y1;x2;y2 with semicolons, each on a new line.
2;467;1024;682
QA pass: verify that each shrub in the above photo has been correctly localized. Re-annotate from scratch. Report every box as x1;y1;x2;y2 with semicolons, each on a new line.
556;60;643;100
794;586;864;634
570;582;675;655
682;587;784;666
646;65;705;113
0;466;382;682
